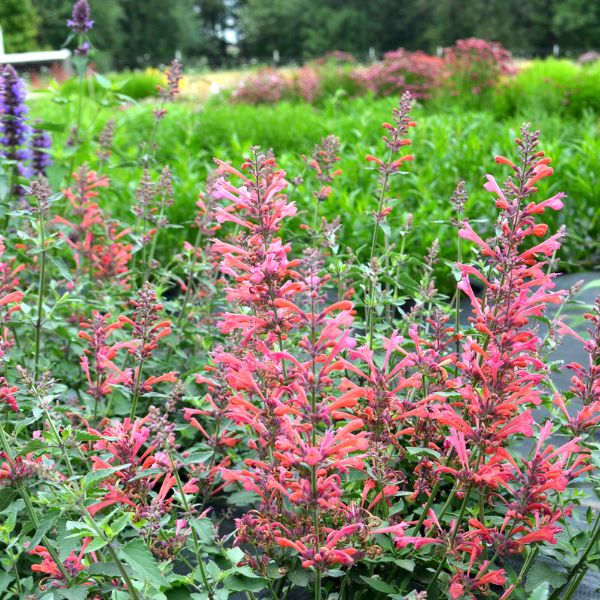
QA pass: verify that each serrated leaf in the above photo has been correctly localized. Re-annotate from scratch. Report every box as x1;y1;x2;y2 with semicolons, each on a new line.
28;515;54;548
287;569;308;586
225;547;244;565
48;255;73;282
16;438;50;456
192;518;215;545
119;538;168;589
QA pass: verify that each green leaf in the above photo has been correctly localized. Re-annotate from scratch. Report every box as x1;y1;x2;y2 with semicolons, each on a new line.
28;514;54;548
359;575;398;594
95;73;113;90
16;438;50;456
191;518;215;545
84;464;131;489
0;572;14;594
87;562;124;577
119;538;168;589
225;547;244;565
48;255;73;283
128;468;166;482
528;581;550;600
34;122;66;132
287;569;308;586
405;446;441;459
526;563;566;593
393;558;415;572
223;574;270;592
56;586;90;600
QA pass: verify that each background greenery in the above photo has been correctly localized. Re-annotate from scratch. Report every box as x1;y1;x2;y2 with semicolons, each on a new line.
1;0;599;68
29;66;600;293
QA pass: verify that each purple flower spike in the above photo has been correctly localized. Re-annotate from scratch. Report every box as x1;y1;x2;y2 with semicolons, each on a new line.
67;0;94;34
1;65;32;195
31;127;52;177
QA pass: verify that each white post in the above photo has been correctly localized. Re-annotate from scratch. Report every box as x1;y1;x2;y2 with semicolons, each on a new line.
436;46;443;58
273;49;280;64
553;44;560;57
0;25;5;56
368;46;376;61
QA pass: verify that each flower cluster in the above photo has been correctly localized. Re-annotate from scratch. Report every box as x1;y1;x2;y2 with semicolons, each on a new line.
354;49;444;99
230;39;514;105
231;68;289;104
0;65;32;194
53;165;132;285
444;37;515;95
31;125;52;176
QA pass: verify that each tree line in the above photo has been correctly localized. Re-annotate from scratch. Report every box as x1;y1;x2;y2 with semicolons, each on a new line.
1;0;599;69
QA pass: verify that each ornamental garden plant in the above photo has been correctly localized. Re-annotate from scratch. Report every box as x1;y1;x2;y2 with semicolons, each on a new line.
0;2;599;599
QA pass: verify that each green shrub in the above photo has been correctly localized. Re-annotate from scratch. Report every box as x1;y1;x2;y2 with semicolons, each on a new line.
28;92;600;290
59;70;163;100
493;58;600;118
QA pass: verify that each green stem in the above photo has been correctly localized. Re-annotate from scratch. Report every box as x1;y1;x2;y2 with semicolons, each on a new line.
67;52;86;181
314;568;322;600
168;450;215;599
0;421;73;583
410;480;441;537
366;158;392;348
559;511;600;600
426;554;447;593
129;355;145;420
79;505;141;600
34;200;47;382
502;547;538;600
176;227;203;328
449;483;473;544
12;556;23;596
43;408;75;478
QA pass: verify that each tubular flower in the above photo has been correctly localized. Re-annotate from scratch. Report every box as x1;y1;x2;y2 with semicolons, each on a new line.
31;538;92;584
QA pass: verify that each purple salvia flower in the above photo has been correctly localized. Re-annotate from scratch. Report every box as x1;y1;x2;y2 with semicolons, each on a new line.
31;126;52;176
75;41;91;57
67;0;94;34
0;65;32;194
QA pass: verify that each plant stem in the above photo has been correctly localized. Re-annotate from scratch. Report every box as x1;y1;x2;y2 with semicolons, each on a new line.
12;556;23;596
43;408;75;478
79;503;141;600
34;198;48;382
168;450;215;599
426;554;447;593
314;568;322;600
0;420;73;582
449;483;473;544
129;355;145;420
366;156;392;348
410;479;441;536
176;227;203;328
559;511;600;600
